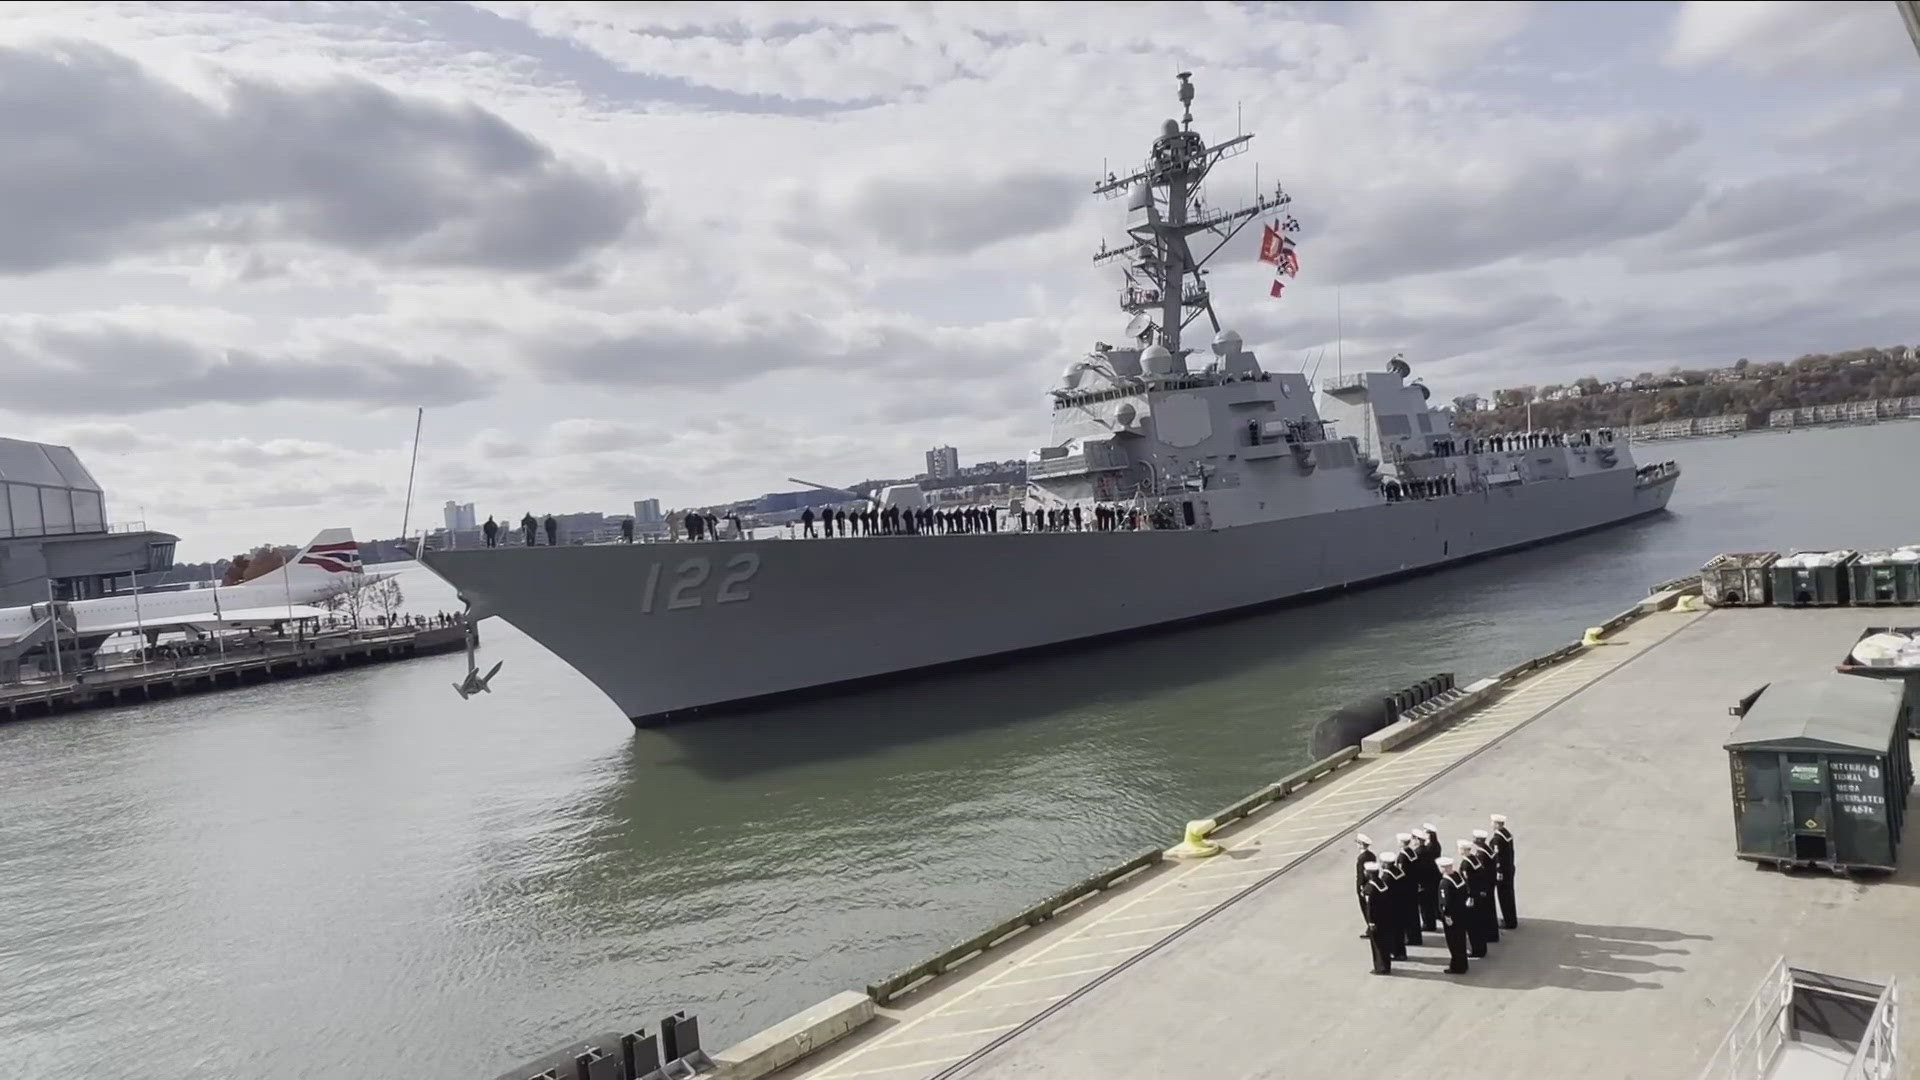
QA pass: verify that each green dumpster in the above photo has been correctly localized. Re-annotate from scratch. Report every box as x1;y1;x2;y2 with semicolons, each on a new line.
1701;552;1779;606
1725;676;1913;872
1770;550;1857;607
1847;548;1920;606
1836;626;1920;737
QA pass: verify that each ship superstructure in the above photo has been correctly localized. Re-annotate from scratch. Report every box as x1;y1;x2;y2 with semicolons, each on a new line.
423;74;1680;726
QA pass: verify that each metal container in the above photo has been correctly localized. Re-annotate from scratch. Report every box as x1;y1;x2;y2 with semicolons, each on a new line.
1725;676;1913;872
1835;626;1920;737
1701;552;1779;606
1847;550;1920;606
1769;550;1857;607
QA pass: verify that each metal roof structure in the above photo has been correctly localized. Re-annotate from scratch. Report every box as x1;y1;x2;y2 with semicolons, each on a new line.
1726;676;1906;753
0;438;108;538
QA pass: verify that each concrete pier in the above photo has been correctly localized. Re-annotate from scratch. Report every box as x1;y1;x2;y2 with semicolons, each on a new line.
0;624;467;720
771;605;1919;1080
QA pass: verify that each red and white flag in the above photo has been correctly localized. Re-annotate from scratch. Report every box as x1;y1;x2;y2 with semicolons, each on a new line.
1261;220;1298;299
1258;223;1287;265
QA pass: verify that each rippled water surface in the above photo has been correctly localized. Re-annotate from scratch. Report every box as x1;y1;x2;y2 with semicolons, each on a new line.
4;421;1918;1078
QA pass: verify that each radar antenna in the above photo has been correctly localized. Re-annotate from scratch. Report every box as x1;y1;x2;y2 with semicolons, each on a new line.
1092;74;1292;354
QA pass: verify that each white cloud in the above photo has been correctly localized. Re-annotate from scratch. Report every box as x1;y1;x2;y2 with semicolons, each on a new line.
1361;0;1536;76
0;1;1915;559
0;40;642;275
0;308;492;414
1664;0;1909;74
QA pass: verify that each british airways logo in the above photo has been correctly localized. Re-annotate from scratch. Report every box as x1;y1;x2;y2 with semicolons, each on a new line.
300;541;363;574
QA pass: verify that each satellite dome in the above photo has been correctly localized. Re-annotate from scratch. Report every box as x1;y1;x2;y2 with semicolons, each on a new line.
1211;328;1243;356
1058;360;1087;391
1142;344;1175;375
1161;118;1180;138
1116;403;1138;427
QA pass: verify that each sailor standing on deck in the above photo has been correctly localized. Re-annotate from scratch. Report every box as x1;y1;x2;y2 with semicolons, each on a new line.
1471;830;1501;943
1456;840;1491;955
1490;814;1518;928
1362;862;1393;975
1386;843;1419;950
1406;827;1439;932
1436;857;1471;974
1354;835;1376;935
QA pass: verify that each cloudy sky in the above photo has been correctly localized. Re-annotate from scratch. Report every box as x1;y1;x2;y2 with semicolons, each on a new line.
3;1;1915;559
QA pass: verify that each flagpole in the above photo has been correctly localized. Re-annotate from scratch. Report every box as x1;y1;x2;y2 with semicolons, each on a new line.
208;565;226;663
399;406;424;550
131;569;147;672
281;545;296;643
46;579;62;681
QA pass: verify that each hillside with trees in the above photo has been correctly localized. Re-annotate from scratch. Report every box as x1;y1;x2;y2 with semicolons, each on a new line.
1458;346;1920;434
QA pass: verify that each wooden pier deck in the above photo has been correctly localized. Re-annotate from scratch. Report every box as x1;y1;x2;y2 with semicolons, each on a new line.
0;624;468;720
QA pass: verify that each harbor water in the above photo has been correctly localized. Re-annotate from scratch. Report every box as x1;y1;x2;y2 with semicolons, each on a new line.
3;420;1918;1079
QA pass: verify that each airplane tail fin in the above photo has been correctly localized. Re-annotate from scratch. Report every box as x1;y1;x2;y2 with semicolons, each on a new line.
248;529;363;590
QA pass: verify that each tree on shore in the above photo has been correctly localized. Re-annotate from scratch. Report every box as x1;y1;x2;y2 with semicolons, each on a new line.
1462;345;1920;433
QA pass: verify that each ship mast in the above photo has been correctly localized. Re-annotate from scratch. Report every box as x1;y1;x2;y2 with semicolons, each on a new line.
1092;73;1290;356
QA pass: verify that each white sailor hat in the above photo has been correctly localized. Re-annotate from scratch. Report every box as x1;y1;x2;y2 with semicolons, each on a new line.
1362;860;1381;872
1456;839;1472;850
1472;828;1489;839
1395;832;1412;842
1387;848;1405;861
1435;856;1455;869
1491;814;1508;824
1422;823;1437;833
1356;834;1373;846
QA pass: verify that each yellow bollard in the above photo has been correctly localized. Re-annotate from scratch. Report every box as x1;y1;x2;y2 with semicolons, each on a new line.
1167;818;1223;858
1581;626;1607;647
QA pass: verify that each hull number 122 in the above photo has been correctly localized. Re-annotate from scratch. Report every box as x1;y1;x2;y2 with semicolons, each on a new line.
639;554;760;613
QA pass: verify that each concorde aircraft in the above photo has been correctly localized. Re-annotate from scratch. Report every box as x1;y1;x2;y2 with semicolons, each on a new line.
0;528;388;642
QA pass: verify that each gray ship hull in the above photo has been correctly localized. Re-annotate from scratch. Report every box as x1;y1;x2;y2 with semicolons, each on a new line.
425;469;1677;725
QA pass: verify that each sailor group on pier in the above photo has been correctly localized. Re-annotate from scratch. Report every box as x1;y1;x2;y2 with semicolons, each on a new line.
1355;815;1516;976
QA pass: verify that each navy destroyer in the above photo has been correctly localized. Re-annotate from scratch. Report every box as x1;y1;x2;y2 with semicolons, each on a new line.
424;74;1680;726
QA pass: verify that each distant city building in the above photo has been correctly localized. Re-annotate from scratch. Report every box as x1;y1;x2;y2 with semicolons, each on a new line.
442;501;476;533
925;445;960;479
633;498;663;524
0;437;177;607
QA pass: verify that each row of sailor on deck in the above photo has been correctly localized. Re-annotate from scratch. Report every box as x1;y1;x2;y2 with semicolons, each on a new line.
1355;815;1516;977
1412;429;1615;461
800;504;1001;537
1383;475;1456;501
790;500;1175;538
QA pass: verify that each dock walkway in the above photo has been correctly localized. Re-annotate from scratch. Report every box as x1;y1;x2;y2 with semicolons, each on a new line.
779;606;1919;1080
0;624;467;720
